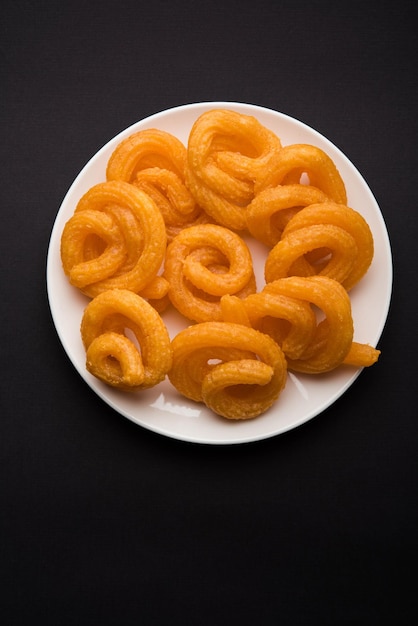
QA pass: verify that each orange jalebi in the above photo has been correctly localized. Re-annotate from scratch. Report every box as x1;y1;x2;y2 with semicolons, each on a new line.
260;143;347;204
164;223;256;322
221;277;380;371
168;321;287;419
81;289;172;390
262;276;354;373
246;184;330;247
60;180;167;300
106;128;208;241
185;109;283;230
264;202;374;291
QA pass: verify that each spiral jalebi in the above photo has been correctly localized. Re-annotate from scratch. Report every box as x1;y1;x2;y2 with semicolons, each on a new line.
185;109;283;230
168;321;287;419
106;128;208;241
60;180;167;300
81;289;172;390
164;223;256;322
264;202;374;291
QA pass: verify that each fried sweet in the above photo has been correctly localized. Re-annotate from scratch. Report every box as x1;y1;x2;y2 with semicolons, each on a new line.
134;167;209;241
262;276;354;373
164;223;256;322
106;128;187;180
246;184;330;247
185;109;283;230
60;109;382;422
168;321;287;419
60;180;166;298
106;128;207;241
260;143;347;204
264;202;374;290
221;280;380;371
81;289;172;390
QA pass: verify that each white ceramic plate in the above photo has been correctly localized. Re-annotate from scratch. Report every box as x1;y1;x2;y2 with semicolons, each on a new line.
47;102;392;444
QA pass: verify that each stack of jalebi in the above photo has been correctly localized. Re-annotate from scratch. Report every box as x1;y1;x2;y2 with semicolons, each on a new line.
106;128;209;242
59;108;381;420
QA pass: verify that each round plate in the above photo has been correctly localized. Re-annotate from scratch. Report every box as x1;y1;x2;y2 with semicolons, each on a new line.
47;102;392;444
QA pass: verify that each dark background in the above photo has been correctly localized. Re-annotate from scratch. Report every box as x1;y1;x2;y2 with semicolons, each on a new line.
1;1;417;624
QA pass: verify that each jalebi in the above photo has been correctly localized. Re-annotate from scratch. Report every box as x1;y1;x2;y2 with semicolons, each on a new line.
164;223;256;322
81;289;172;390
185;109;283;230
106;128;208;241
168;321;287;419
60;180;167;299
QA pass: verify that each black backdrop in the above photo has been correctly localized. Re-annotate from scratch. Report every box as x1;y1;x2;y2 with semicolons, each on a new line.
2;1;417;624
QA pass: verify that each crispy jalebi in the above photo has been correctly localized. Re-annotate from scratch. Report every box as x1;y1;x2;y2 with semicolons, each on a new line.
106;128;208;241
246;184;330;247
106;128;186;180
164;223;256;322
60;180;166;299
261;276;354;373
134;167;209;241
280;202;374;290
185;109;283;230
221;278;380;370
260;143;347;204
81;289;172;390
168;321;287;419
264;202;374;290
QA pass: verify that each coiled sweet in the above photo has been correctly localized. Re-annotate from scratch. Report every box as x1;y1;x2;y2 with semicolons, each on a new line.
60;180;167;299
264;202;374;291
261;276;354;373
185;109;283;230
164;223;256;322
246;184;330;247
81;289;172;390
106;128;208;241
260;143;347;204
221;277;380;372
168;321;287;419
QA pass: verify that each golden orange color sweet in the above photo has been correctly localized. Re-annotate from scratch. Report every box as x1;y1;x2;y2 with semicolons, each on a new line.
164;223;256;322
185;109;283;230
168;321;287;419
60;180;167;298
260;143;347;203
246;184;330;247
81;289;172;390
106;128;208;241
264;202;374;291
